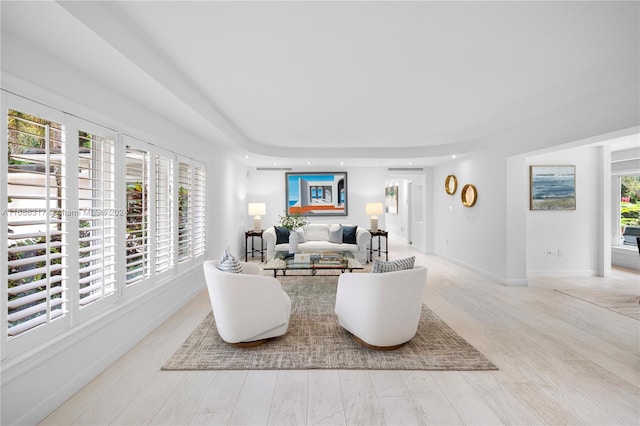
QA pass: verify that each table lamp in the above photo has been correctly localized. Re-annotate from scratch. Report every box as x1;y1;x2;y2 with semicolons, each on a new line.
365;202;384;231
248;202;266;231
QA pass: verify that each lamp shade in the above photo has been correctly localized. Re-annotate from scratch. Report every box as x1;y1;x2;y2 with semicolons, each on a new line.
248;203;266;216
365;202;384;216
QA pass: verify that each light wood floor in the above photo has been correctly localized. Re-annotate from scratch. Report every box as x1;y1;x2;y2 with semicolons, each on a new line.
41;242;640;425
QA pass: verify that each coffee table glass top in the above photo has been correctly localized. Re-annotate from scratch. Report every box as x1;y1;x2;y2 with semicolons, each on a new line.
263;251;363;276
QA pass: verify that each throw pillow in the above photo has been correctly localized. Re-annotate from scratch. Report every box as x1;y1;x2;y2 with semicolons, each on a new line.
372;256;415;273
342;225;358;244
329;226;343;244
217;248;244;273
274;226;290;245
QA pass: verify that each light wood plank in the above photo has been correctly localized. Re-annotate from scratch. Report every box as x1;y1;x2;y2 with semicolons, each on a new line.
228;370;278;425
307;370;346;425
431;371;503;425
339;370;385;425
191;370;247;422
401;371;464;425
149;371;218;425
267;370;308;425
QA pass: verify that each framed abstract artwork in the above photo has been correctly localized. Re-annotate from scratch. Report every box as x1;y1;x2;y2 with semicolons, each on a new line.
385;185;398;214
530;165;576;210
285;172;347;216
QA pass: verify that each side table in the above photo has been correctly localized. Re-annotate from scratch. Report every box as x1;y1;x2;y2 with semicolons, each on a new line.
368;229;389;262
245;230;264;262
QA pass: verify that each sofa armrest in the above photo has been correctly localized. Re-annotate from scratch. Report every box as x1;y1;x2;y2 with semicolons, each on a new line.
355;227;371;250
263;226;277;259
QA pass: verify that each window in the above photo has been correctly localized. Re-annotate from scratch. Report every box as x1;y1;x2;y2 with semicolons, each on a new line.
193;165;206;257
78;131;117;307
620;175;640;245
155;155;174;274
6;109;66;337
3;95;206;348
125;147;150;285
177;161;206;263
178;161;192;262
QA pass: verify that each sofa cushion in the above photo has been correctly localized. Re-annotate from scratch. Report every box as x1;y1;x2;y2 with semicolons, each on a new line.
342;225;358;244
372;256;415;273
217;248;244;273
305;224;329;241
329;226;343;243
275;226;290;245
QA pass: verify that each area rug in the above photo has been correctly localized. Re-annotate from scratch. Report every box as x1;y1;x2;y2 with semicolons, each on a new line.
555;288;640;320
162;275;497;371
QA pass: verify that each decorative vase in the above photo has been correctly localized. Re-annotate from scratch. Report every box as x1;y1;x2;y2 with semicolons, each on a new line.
288;230;299;254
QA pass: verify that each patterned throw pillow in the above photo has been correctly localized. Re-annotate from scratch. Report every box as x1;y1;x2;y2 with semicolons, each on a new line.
217;248;244;273
372;256;415;273
342;225;358;244
329;226;343;243
274;226;290;245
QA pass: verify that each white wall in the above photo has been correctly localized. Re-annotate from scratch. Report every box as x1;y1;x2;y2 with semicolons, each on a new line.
433;149;510;283
208;158;250;260
526;146;601;276
246;167;386;232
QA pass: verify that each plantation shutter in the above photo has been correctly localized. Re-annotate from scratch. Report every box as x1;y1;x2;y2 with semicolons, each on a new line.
192;164;206;257
77;131;116;307
177;161;192;262
125;146;150;285
6;109;67;337
155;155;174;274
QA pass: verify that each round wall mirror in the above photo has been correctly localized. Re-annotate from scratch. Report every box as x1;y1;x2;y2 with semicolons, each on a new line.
445;175;458;195
461;184;478;207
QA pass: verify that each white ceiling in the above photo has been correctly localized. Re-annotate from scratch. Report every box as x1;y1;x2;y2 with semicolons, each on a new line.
2;1;639;168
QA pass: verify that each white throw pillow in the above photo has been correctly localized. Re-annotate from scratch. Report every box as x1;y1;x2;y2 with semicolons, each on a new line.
329;226;343;243
305;224;329;241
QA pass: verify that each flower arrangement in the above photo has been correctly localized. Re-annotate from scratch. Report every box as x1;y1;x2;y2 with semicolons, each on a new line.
278;211;308;230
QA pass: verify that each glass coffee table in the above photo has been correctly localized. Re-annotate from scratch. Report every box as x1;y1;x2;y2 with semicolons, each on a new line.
263;251;363;277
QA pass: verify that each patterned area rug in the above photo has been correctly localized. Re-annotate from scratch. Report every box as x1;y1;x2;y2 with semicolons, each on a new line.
555;288;640;320
163;274;497;370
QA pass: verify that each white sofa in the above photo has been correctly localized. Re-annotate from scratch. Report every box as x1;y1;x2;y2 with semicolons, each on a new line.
263;223;371;263
334;265;428;349
203;260;291;346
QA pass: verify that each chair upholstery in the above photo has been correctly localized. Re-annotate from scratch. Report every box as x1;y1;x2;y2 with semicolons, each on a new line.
203;260;291;345
334;266;428;349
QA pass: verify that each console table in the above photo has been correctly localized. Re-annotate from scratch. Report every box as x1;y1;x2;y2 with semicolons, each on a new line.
245;230;264;262
368;229;388;262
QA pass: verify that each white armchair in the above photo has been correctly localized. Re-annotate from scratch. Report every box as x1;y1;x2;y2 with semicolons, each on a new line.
203;260;292;347
334;266;428;350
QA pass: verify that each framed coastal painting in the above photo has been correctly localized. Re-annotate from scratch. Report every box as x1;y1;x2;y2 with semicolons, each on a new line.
285;172;347;216
385;185;398;214
529;165;576;210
